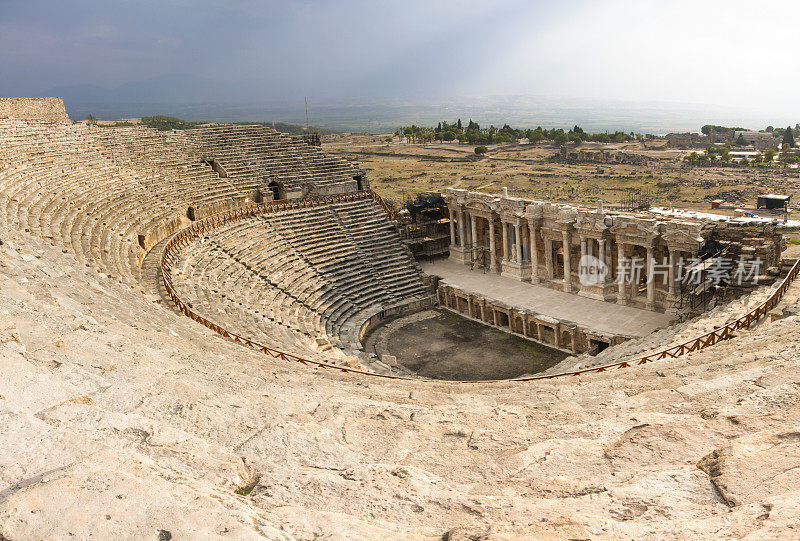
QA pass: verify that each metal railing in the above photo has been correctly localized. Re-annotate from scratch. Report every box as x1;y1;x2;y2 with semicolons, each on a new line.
160;193;800;384
365;189;398;220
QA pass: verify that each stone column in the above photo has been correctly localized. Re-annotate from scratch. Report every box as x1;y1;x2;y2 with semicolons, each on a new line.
457;209;465;248
545;238;554;279
562;230;572;292
630;245;639;301
646;244;656;310
579;236;587;287
617;242;627;305
530;224;539;282
448;208;456;246
668;247;677;299
521;225;529;261
599;239;607;282
488;218;496;271
514;222;522;263
470;214;478;260
502;221;509;262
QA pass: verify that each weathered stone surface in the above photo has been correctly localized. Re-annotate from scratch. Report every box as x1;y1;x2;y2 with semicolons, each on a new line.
1;230;798;538
0;97;69;121
698;427;800;508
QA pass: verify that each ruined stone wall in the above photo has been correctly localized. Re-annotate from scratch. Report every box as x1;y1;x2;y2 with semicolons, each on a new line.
437;283;627;355
555;147;652;166
712;223;784;272
444;188;786;314
0;97;69;122
666;132;709;148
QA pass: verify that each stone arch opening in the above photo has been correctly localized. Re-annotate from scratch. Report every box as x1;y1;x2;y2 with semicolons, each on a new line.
268;180;285;200
354;174;364;191
554;243;565;278
630;245;648;297
589;338;610;355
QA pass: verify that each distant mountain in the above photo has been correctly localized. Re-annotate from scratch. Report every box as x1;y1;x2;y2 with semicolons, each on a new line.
31;79;787;134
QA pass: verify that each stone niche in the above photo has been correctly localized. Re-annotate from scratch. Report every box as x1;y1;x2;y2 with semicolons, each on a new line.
0;97;70;122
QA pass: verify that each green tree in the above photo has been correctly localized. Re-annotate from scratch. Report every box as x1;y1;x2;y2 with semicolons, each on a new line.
763;147;777;163
782;125;796;148
779;149;797;164
140;115;199;131
734;134;749;146
474;145;488;155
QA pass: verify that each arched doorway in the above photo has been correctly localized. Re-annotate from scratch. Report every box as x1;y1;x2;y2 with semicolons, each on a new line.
554;244;565;278
354;173;365;191
268;180;285;200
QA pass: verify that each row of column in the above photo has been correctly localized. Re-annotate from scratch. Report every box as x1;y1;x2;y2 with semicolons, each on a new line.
448;209;683;308
448;209;527;270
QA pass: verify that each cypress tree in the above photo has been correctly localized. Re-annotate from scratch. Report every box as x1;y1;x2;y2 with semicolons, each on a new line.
782;126;796;148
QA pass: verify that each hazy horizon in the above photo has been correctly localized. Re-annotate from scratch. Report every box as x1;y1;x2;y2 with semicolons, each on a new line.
2;0;799;132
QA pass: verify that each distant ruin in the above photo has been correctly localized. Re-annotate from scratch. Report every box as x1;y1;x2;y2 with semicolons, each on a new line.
553;146;652;166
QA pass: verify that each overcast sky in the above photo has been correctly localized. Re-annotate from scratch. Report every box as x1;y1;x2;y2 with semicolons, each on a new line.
1;0;798;118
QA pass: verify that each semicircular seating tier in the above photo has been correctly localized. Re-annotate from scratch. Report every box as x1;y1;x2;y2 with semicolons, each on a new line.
0;118;424;363
168;199;430;361
0;120;363;287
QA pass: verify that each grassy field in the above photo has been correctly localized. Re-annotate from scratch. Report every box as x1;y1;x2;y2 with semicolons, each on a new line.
323;135;800;214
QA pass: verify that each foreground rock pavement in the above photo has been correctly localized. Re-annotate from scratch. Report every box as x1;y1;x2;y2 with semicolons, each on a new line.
1;229;799;538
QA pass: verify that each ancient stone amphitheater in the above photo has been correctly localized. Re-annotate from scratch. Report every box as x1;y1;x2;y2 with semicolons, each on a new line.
1;100;799;539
